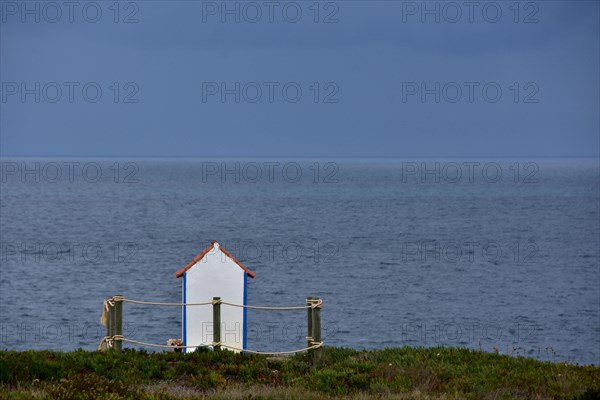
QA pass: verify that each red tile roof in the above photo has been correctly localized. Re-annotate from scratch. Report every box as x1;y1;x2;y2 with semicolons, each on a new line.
174;240;256;279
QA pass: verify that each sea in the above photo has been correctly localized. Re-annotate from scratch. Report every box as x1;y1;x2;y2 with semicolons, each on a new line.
0;158;598;365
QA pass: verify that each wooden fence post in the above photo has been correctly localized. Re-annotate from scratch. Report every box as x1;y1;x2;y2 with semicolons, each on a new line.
312;297;322;363
109;299;116;350
105;299;112;349
306;297;314;348
114;295;123;351
213;297;221;351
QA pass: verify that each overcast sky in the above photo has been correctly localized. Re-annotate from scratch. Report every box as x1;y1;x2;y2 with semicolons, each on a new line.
1;0;598;157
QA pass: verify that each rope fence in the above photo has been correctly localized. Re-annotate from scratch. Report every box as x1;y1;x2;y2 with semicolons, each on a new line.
99;294;323;360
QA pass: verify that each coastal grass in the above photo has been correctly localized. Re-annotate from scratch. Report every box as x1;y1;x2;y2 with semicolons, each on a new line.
1;346;598;399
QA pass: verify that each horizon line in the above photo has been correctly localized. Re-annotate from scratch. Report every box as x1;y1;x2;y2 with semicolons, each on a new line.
0;155;598;160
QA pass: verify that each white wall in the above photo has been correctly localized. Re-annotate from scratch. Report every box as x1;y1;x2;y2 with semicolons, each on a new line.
183;243;245;353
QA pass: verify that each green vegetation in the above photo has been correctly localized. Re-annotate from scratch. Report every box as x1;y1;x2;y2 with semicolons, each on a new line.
1;347;598;399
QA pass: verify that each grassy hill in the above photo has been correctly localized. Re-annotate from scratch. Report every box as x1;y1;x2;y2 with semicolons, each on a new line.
1;346;599;399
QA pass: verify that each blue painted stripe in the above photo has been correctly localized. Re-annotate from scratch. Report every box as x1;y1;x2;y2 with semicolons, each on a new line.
182;273;187;354
243;272;247;351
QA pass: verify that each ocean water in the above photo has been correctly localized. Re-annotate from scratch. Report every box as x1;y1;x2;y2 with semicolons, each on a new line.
0;158;598;365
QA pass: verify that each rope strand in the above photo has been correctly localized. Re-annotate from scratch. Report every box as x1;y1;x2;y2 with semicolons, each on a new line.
98;334;323;355
220;301;314;310
119;337;213;349
219;342;323;355
121;298;213;307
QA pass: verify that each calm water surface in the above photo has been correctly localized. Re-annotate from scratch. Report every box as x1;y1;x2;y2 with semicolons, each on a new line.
1;158;598;365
